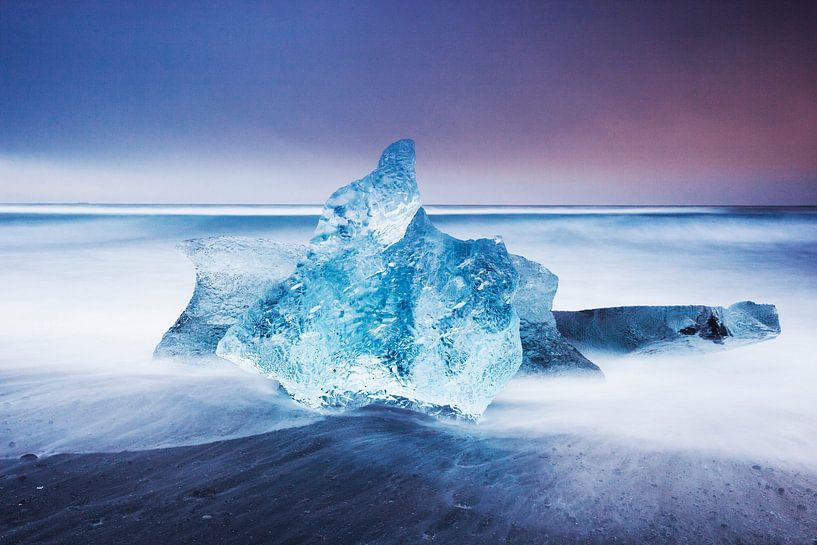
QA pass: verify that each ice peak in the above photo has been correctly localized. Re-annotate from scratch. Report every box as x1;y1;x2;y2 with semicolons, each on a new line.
312;139;421;248
377;139;415;171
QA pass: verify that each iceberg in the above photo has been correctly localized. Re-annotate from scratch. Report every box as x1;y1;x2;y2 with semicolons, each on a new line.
553;301;780;355
154;237;304;359
155;239;600;377
216;140;522;419
511;255;601;375
153;139;781;416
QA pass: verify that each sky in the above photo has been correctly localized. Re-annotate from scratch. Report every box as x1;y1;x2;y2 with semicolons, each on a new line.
1;0;815;205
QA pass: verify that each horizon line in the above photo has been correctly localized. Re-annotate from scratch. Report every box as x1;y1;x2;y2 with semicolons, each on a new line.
1;203;816;218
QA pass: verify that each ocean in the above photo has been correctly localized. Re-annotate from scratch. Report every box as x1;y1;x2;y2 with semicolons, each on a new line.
2;205;817;543
1;205;816;465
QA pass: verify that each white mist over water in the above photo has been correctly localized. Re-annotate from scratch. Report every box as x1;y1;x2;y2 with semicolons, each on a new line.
1;207;816;470
465;210;817;470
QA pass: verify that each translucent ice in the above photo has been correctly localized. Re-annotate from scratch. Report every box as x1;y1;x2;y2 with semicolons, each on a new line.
154;140;781;412
512;255;601;375
216;141;522;418
154;237;305;359
155;238;600;376
312;138;420;249
553;301;780;355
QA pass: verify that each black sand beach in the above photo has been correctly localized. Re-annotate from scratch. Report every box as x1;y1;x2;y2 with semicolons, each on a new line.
3;406;816;545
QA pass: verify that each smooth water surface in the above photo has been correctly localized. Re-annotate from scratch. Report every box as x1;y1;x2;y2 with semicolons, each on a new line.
1;205;815;470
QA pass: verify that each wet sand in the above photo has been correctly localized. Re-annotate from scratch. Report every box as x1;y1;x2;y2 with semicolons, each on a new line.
2;406;816;545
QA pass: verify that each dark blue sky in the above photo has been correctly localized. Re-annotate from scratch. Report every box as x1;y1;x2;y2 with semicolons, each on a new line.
1;1;815;204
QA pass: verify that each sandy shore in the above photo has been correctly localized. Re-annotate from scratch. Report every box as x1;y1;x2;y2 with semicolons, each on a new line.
2;406;816;544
